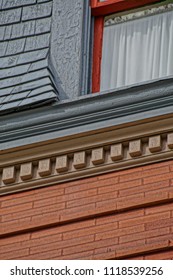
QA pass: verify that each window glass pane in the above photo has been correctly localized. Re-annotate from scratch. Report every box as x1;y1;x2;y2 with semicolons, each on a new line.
100;9;173;91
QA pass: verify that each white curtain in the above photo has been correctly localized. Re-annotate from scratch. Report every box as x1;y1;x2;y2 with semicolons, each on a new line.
101;11;173;91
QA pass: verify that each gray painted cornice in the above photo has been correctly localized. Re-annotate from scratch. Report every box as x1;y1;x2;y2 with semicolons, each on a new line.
1;76;173;151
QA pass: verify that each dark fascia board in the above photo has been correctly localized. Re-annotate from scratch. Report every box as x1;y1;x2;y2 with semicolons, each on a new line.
1;76;173;151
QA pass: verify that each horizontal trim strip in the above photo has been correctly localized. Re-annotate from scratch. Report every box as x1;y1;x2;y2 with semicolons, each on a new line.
1;127;173;195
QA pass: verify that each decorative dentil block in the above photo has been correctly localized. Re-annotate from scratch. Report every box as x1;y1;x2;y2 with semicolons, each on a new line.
20;163;32;180
110;144;123;161
56;155;68;173
38;158;51;177
2;166;15;184
91;148;104;165
149;135;162;153
129;140;142;157
167;133;173;149
73;151;86;169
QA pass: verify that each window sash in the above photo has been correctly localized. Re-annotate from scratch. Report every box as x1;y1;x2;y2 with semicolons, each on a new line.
101;8;173;91
91;0;165;93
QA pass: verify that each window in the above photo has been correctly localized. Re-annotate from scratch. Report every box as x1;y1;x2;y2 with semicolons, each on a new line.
91;0;173;92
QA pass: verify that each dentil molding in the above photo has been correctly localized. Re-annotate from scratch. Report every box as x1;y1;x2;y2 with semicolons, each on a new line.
1;117;173;195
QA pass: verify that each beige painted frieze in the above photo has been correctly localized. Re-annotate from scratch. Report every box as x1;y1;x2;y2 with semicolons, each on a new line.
1;127;173;195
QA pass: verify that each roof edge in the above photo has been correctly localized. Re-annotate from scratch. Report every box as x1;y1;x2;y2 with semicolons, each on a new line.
1;76;173;150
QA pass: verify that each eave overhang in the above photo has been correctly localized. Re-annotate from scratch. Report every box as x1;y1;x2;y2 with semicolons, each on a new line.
1;76;173;150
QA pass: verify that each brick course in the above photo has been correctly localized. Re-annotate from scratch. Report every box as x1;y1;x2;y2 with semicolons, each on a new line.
1;159;173;259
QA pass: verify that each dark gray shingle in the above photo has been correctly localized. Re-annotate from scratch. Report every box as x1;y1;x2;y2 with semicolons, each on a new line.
0;8;21;25
0;0;58;114
22;2;52;21
1;0;36;9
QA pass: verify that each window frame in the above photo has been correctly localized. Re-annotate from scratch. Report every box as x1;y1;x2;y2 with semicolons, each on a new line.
90;0;163;93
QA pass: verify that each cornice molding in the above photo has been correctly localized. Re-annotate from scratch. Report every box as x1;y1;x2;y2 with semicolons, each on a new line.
1;77;173;195
1;76;173;151
1;115;173;195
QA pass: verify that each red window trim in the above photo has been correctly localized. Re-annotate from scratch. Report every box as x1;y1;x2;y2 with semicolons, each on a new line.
91;0;161;93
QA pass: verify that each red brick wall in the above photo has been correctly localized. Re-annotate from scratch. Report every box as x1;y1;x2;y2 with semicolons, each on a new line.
0;160;173;260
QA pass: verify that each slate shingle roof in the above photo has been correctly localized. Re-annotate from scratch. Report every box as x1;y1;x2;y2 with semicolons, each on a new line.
0;0;58;114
